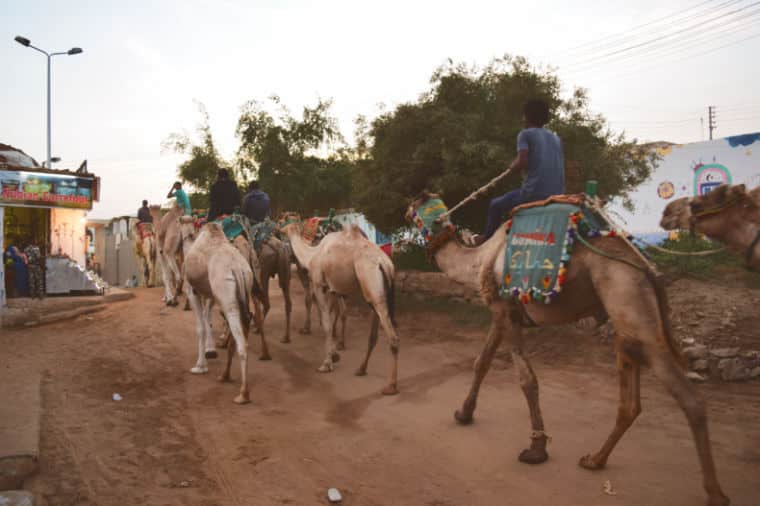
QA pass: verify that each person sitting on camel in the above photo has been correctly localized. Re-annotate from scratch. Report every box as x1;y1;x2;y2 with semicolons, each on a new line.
473;99;565;245
137;200;153;223
207;168;241;222
166;182;192;216
242;180;271;224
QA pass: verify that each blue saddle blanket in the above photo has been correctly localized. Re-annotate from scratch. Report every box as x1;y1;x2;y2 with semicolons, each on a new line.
500;203;605;304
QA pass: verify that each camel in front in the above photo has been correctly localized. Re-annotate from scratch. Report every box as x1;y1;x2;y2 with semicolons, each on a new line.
284;223;400;395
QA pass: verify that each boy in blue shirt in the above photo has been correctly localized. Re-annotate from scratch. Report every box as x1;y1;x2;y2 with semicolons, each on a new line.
475;99;565;244
166;181;192;216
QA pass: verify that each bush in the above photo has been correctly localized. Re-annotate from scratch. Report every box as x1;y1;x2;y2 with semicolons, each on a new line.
392;243;439;272
647;233;744;278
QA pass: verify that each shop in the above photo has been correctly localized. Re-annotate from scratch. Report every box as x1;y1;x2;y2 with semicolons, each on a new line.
1;143;100;306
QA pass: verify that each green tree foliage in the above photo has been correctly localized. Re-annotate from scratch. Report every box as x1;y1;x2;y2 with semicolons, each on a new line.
162;101;231;193
235;96;352;215
353;56;658;232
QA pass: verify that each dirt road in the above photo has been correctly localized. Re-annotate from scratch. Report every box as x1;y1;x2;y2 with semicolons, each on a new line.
3;282;759;506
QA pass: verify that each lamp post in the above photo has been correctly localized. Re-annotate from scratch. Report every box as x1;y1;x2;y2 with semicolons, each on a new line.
14;35;83;170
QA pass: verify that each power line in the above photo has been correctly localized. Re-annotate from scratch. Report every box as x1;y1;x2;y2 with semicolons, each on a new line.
564;0;760;70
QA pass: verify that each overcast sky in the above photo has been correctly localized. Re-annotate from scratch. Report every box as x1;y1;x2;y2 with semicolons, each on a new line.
2;0;759;219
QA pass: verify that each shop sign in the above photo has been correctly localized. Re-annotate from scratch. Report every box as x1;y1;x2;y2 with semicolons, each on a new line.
0;170;96;210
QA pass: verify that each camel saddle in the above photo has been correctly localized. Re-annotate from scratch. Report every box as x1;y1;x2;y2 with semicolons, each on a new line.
136;222;155;241
500;194;608;305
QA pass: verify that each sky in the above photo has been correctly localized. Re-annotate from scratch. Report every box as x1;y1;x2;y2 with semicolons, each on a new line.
2;0;759;219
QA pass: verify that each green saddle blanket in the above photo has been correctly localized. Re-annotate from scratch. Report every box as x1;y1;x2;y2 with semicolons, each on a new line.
500;203;606;304
217;215;245;241
250;219;278;252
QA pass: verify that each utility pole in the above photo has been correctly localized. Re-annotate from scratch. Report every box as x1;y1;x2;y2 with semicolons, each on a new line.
708;106;716;140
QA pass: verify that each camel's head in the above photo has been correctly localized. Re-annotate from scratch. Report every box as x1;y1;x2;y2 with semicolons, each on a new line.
405;191;454;241
660;197;692;230
178;216;198;244
689;184;752;236
278;212;302;234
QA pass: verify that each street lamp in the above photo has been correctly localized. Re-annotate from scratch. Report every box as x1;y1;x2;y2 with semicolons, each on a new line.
14;35;83;170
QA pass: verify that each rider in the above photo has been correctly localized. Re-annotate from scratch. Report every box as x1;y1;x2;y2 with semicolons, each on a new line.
474;99;565;245
166;182;192;216
137;200;153;223
207;168;241;221
241;180;271;224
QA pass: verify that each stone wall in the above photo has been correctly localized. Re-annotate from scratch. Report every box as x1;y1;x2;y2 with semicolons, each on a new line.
395;271;482;305
681;342;760;382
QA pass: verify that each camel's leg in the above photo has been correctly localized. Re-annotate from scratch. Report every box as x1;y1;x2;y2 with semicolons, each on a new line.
157;253;175;304
219;336;235;383
223;308;250;405
649;348;729;506
216;317;231;349
315;287;340;373
187;288;209;375
374;306;400;395
278;260;293;344
510;319;549;465
355;312;379;376
335;297;348;350
165;254;182;306
298;267;312;334
202;298;217;359
256;300;271;361
455;307;506;424
579;350;640;470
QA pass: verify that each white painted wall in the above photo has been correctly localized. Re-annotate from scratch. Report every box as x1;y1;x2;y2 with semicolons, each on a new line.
609;132;760;233
50;208;87;266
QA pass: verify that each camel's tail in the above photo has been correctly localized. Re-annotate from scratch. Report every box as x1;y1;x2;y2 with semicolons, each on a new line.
646;269;687;370
379;264;396;327
233;267;252;336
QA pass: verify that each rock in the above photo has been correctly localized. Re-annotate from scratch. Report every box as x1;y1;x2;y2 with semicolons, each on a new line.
692;359;709;372
686;372;706;382
0;491;35;506
719;358;749;382
0;456;38;491
682;345;709;360
327;488;343;503
680;337;696;347
742;350;760;360
750;367;760;379
710;347;740;359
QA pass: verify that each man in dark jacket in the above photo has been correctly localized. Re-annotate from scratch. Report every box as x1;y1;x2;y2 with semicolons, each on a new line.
207;168;241;221
137;200;153;223
241;180;271;224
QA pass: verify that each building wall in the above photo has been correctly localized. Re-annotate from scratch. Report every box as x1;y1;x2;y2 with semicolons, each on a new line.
50;208;87;265
610;132;760;233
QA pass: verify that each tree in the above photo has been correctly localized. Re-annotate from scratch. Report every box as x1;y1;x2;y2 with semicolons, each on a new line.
235;96;352;215
162;101;233;196
353;56;658;232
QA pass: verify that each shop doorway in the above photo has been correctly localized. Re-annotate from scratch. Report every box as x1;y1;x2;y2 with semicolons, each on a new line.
3;207;50;252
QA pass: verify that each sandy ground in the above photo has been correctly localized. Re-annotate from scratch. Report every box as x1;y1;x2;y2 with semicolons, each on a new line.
3;281;760;506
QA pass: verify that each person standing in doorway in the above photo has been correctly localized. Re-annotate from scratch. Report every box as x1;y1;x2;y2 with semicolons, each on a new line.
24;243;44;299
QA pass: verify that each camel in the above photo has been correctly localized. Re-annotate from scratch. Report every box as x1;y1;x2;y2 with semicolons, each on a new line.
255;236;294;344
135;223;157;287
149;204;185;306
180;219;255;404
660;184;760;269
179;217;272;361
406;192;729;506
283;223;400;395
279;212;348;344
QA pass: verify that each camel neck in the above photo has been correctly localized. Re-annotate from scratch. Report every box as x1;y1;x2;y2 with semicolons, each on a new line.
432;234;500;289
718;220;760;268
287;228;318;269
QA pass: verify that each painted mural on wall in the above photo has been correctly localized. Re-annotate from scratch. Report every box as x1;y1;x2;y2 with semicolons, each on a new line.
610;132;760;233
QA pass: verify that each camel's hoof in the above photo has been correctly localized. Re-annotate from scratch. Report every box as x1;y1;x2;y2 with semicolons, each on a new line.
354;368;367;377
336;342;346;351
259;354;272;361
381;384;399;396
317;363;334;373
190;366;208;375
299;328;311;335
205;350;218;359
331;352;341;363
233;393;251;405
183;305;191;312
454;409;474;425
578;454;604;470
280;337;291;344
519;447;549;465
217;374;231;383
